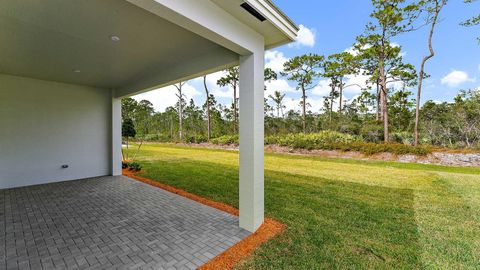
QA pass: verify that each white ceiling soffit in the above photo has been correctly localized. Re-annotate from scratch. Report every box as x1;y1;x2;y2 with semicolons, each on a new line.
0;0;238;89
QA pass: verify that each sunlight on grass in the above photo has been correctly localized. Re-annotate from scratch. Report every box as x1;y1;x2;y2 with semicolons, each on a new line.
126;143;480;269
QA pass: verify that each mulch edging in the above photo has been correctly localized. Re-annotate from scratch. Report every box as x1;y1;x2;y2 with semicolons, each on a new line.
122;169;286;270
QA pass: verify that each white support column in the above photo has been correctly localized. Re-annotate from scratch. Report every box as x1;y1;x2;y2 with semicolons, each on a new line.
112;96;122;176
239;48;265;232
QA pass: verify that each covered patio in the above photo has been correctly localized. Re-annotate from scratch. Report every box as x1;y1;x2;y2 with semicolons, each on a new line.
0;0;297;269
1;176;250;269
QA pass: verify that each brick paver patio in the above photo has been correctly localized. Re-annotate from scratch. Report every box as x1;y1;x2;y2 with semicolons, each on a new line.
0;176;250;270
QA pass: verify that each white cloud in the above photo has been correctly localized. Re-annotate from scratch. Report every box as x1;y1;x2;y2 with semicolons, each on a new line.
441;70;475;87
191;70;234;100
312;80;332;97
282;97;324;113
308;97;326;113
311;73;368;98
265;50;289;73
283;98;300;113
289;24;316;48
265;78;296;97
343;73;369;94
132;82;201;112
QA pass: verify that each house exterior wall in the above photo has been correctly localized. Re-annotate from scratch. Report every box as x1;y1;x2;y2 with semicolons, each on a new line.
0;74;112;189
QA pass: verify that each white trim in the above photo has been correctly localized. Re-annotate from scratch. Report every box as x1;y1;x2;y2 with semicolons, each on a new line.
246;0;298;43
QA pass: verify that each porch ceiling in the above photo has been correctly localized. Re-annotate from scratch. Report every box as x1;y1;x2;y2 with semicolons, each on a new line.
0;0;237;89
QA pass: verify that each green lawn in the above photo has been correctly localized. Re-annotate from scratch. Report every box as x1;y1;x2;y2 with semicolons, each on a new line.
126;143;480;269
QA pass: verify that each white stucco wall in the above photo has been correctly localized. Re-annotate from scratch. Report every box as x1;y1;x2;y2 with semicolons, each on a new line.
0;74;112;189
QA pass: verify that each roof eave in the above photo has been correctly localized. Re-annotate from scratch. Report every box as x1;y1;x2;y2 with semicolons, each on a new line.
245;0;298;45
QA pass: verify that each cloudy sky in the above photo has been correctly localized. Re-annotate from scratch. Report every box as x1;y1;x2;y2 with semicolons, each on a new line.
134;0;480;113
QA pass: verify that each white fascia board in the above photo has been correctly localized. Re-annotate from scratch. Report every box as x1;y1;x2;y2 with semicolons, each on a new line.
127;0;264;55
245;0;298;44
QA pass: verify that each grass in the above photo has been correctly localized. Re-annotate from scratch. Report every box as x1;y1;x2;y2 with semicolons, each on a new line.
126;143;480;269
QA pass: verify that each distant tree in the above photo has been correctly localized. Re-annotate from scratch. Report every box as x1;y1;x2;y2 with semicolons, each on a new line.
414;0;448;145
355;38;417;142
355;0;421;142
355;90;377;116
421;90;480;147
122;118;136;160
203;76;212;141
264;68;278;84
206;95;228;138
269;91;286;118
121;98;138;120
462;0;480;42
281;54;325;132
165;106;179;139
323;52;361;112
389;87;415;132
184;98;204;142
323;83;339;123
135;100;154;135
174;82;187;141
264;68;278;116
217;67;239;133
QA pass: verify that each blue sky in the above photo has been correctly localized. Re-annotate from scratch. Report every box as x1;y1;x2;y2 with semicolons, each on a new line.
134;0;480;113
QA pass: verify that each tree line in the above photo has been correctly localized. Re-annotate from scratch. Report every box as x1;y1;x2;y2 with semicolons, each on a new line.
122;0;480;149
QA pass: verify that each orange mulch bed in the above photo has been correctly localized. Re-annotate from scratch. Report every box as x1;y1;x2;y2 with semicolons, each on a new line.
122;169;286;270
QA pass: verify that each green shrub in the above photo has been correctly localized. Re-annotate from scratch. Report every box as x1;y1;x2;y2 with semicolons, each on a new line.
195;135;208;144
266;131;359;150
211;135;239;145
330;141;430;156
390;132;413;145
185;135;196;144
265;131;430;156
184;135;208;144
128;162;142;172
122;161;142;171
360;122;384;143
143;134;171;142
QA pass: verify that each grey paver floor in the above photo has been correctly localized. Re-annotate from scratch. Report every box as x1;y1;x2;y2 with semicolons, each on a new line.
0;176;250;270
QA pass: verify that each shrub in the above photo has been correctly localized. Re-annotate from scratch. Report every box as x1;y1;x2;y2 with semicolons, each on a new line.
195;135;208;144
211;135;239;145
360;122;384;143
266;131;359;150
265;131;430;156
390;132;414;145
123;161;142;171
128;162;142;172
330;141;431;156
185;135;208;144
143;134;170;142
